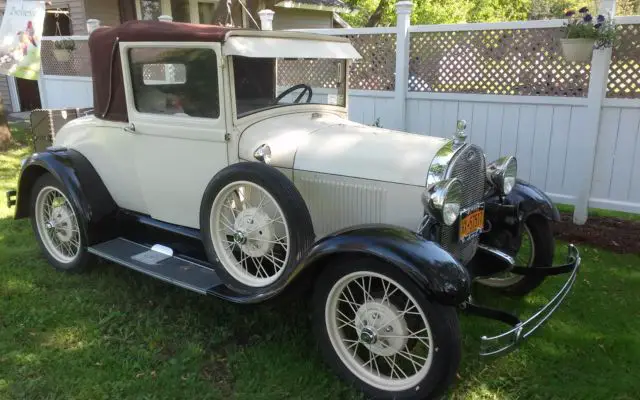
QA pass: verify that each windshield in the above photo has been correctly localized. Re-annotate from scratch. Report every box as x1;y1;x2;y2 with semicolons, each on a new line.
233;56;347;117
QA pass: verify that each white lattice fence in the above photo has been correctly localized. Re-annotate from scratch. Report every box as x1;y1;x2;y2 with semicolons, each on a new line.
276;33;396;91
607;23;640;98
277;59;342;88
408;28;590;96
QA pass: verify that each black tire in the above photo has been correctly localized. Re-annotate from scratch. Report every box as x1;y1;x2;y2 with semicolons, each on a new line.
312;257;462;400
478;215;555;296
200;162;315;293
29;173;92;272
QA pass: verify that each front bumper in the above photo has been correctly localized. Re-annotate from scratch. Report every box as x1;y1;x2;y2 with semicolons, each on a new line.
465;244;581;357
5;190;16;208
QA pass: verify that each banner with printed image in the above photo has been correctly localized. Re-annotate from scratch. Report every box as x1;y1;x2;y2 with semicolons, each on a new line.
0;0;46;80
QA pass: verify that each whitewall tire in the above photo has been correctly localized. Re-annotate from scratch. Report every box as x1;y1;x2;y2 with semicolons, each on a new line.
313;257;462;400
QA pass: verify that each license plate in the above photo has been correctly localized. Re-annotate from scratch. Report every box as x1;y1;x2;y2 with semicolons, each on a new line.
459;205;485;243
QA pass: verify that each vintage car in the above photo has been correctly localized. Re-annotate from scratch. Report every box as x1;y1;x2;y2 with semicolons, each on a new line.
6;20;580;399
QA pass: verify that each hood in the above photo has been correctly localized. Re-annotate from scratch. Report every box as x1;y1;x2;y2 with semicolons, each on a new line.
238;112;448;187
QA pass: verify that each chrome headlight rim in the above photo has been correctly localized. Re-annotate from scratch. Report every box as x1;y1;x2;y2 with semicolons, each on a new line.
422;178;462;226
488;156;517;195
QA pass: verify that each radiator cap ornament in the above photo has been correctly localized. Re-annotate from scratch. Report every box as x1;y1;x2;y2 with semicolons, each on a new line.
453;119;467;145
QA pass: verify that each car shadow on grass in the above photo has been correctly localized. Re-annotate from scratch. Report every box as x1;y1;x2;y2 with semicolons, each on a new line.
2;216;640;399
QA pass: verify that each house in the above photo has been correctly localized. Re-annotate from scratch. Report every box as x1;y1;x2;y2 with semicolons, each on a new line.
0;0;350;114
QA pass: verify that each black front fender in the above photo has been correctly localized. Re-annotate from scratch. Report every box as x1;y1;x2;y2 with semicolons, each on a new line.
209;225;471;306
481;179;560;252
304;225;471;305
486;179;560;222
14;148;117;243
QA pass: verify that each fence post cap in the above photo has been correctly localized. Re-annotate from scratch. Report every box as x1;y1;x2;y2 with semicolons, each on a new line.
396;0;413;14
258;9;275;18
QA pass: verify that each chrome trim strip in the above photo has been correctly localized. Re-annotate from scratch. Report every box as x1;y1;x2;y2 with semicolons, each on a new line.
478;244;581;357
476;244;515;267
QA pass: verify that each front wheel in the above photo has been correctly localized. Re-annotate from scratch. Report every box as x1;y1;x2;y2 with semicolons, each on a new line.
476;216;554;296
312;258;461;400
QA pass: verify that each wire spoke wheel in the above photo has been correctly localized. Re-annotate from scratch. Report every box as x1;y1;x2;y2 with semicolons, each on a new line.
210;181;291;287
325;271;434;391
34;186;81;264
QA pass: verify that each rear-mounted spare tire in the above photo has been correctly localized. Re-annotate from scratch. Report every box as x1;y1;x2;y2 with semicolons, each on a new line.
200;162;315;293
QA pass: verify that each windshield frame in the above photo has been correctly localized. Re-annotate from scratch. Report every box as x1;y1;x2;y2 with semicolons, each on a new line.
229;55;349;121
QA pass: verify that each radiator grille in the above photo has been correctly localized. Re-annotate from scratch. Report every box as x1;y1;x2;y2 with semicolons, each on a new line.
440;144;486;264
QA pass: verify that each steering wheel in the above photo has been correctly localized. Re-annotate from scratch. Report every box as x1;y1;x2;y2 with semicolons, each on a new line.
275;84;313;104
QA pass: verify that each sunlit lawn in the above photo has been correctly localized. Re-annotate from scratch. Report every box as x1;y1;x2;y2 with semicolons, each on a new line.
1;127;639;399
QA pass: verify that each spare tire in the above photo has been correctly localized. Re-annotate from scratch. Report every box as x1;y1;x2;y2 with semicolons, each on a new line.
200;162;315;293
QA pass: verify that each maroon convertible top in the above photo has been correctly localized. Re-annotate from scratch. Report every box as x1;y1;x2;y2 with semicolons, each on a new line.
89;20;236;122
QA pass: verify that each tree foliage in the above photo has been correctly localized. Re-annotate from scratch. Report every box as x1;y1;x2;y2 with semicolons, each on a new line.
341;0;605;27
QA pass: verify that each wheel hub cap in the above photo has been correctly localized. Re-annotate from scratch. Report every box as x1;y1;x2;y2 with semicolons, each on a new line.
359;327;377;344
356;300;408;357
234;208;274;257
50;206;73;242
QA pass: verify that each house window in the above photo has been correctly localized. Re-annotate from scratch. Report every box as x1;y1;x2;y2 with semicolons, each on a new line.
129;47;219;119
138;0;162;20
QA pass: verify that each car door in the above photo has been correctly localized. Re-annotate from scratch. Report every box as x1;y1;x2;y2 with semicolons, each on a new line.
120;42;228;229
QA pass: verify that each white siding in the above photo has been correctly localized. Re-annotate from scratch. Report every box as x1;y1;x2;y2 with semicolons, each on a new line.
273;9;332;30
84;0;121;27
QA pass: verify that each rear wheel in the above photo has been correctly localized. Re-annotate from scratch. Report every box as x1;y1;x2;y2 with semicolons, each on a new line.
477;216;554;296
30;174;91;272
313;258;461;400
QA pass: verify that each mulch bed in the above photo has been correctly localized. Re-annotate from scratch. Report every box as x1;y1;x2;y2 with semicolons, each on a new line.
554;213;640;254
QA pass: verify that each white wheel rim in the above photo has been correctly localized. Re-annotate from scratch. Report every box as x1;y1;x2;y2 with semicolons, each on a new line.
325;271;434;391
210;181;291;287
478;225;535;287
34;186;81;264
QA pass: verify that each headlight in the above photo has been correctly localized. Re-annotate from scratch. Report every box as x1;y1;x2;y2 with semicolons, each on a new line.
422;178;462;226
487;156;517;195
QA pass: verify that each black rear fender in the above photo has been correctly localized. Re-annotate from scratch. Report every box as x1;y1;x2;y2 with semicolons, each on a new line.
15;148;118;244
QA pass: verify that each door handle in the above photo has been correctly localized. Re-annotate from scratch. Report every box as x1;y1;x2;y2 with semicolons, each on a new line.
124;123;136;133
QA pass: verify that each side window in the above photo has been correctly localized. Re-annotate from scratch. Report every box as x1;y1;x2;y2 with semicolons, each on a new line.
128;47;220;119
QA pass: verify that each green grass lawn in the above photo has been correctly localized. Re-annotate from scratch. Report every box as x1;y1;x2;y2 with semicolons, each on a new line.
1;129;640;399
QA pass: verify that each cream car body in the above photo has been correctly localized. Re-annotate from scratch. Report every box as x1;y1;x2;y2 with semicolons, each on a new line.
10;22;580;400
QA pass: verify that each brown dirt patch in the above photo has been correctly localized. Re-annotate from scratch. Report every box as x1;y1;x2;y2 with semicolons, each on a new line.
554;213;640;254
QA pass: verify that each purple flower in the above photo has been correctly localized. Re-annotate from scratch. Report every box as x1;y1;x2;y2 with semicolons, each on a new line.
565;10;576;17
583;14;593;22
594;23;602;29
597;14;605;22
579;6;589;13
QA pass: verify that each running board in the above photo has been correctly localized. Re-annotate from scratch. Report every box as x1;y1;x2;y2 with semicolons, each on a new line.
88;238;222;294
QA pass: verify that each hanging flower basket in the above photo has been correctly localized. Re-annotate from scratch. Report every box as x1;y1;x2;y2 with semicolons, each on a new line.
559;38;594;63
53;49;71;62
558;7;619;63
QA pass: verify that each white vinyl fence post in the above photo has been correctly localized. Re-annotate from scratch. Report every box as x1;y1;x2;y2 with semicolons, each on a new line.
394;0;413;131
573;0;616;224
259;9;275;31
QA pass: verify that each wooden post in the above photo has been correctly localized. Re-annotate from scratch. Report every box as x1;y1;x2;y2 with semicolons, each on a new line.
572;0;616;224
393;0;412;131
